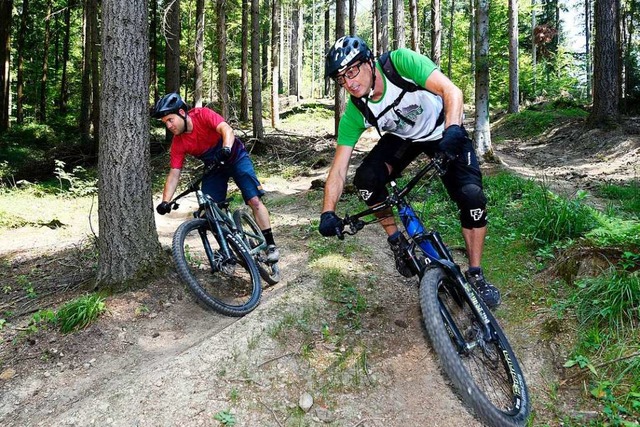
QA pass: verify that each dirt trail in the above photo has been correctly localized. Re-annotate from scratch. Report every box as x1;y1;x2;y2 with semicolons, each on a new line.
0;158;485;426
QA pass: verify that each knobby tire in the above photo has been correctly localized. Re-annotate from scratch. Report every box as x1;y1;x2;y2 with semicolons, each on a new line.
172;218;261;316
420;266;530;427
233;210;280;286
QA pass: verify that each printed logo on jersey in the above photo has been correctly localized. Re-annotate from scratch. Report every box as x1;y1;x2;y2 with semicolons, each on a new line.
470;208;485;222
382;104;423;132
359;189;373;201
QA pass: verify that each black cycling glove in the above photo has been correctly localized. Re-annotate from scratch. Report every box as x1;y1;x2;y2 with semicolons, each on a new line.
156;201;172;215
213;147;232;165
318;211;344;237
438;124;468;160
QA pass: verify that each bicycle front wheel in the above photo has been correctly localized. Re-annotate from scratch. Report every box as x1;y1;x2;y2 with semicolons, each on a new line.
420;266;530;427
172;218;261;316
233;209;280;286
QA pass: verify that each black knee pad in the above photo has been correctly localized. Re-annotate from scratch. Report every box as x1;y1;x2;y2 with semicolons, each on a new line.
353;161;389;206
457;184;488;228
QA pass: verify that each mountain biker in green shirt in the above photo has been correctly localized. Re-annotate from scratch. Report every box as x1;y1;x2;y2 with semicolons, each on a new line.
318;35;501;309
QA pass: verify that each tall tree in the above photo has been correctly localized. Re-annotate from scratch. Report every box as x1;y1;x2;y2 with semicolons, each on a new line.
380;0;389;52
251;0;264;138
349;0;357;34
373;0;380;55
89;0;100;154
271;0;280;128
289;1;302;100
150;0;159;102
446;0;455;76
0;0;10;132
474;0;492;158
392;0;405;49
588;0;620;126
39;0;52;123
194;0;205;107
98;0;163;287
409;0;419;52
80;0;93;145
58;1;71;114
16;0;28;124
324;2;330;96
164;0;181;94
217;0;230;119
508;0;519;113
261;0;270;87
240;0;250;120
531;0;537;95
431;0;442;64
334;0;346;135
585;0;591;99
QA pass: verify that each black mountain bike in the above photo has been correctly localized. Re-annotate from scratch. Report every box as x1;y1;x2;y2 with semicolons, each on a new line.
335;156;530;427
167;165;266;317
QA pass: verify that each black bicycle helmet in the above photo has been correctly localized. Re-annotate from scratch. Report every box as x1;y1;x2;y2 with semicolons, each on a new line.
325;35;373;79
151;93;189;119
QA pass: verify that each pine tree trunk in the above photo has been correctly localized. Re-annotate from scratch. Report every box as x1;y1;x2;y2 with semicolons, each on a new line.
349;0;357;35
392;0;405;49
271;0;280;128
164;0;181;94
409;0;419;52
431;0;441;64
0;0;10;132
261;0;270;87
334;0;346;136
59;1;71;114
251;0;264;138
324;4;330;96
240;0;250;120
289;2;301;100
39;0;52;123
588;0;620;127
508;0;519;113
447;0;455;76
89;0;100;156
217;0;229;119
380;0;389;52
150;0;158;102
194;0;205;107
98;0;163;288
474;0;492;159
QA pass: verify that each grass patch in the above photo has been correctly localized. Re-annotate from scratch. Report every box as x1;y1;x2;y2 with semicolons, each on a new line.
595;181;640;217
56;293;106;333
493;103;588;139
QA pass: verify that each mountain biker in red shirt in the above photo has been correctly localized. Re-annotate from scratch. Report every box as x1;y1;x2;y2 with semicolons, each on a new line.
151;93;279;262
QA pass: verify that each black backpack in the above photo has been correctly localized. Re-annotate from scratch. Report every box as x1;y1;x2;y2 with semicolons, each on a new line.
350;52;427;135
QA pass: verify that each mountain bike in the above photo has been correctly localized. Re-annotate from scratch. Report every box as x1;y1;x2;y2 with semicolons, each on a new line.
335;156;530;427
167;164;265;317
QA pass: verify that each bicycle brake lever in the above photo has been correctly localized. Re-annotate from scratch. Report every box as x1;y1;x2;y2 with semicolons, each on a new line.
172;202;180;211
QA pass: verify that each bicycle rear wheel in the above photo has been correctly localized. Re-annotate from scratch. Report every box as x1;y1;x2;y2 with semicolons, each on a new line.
172;218;261;316
420;266;530;427
233;209;280;286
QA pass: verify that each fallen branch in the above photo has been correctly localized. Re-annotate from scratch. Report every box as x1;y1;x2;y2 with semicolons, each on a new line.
560;351;640;385
258;398;284;427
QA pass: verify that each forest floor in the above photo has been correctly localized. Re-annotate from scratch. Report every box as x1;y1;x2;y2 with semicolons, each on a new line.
0;107;638;427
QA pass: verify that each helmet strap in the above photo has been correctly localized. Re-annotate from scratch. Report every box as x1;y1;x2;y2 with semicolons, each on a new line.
367;59;376;99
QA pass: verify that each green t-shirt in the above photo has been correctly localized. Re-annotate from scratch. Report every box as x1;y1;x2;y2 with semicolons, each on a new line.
337;48;444;147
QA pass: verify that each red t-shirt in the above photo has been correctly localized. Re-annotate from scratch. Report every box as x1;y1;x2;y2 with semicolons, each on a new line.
169;108;225;169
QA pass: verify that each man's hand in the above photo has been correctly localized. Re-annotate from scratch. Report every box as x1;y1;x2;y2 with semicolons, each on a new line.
156;201;172;215
438;124;468;160
213;147;232;165
318;211;344;237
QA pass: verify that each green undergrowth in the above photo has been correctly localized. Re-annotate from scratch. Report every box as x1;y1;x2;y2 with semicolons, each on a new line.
493;101;589;140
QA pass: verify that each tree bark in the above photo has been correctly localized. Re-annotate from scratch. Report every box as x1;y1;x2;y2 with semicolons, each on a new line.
16;0;28;124
380;0;389;52
588;0;620;127
240;0;250;120
98;0;163;288
474;0;492;159
349;0;357;35
150;0;159;102
261;0;270;87
58;1;71;114
89;0;100;156
164;0;181;94
324;2;330;96
194;0;205;107
271;0;280;128
392;0;405;49
431;0;441;65
217;0;230;119
409;0;419;52
585;0;591;99
508;0;519;113
251;0;264;138
39;0;52;123
289;1;301;100
80;0;92;144
0;0;10;132
447;0;454;76
334;0;346;136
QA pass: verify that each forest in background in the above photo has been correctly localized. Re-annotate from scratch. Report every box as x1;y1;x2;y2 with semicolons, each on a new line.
0;0;633;302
